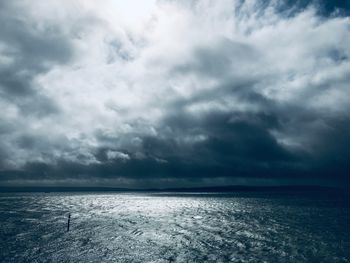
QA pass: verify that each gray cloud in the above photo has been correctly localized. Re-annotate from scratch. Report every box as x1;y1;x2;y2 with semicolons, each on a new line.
0;0;350;188
0;3;77;136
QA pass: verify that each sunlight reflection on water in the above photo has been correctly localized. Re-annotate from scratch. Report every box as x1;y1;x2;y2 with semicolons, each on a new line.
1;192;350;262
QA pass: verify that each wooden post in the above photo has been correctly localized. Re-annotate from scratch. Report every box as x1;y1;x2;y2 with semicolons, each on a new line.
67;213;71;232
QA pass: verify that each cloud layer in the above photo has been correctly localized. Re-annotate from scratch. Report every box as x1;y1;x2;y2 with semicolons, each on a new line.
1;0;350;188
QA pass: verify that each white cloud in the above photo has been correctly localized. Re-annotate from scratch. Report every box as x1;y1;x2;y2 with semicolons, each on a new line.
1;0;350;172
106;150;130;161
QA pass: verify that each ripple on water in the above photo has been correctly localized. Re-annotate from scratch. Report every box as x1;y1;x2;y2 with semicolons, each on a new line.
0;192;349;262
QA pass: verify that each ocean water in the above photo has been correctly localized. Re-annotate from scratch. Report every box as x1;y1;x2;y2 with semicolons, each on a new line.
0;192;349;263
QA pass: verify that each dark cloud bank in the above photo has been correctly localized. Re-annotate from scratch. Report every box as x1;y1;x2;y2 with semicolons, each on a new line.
1;0;350;189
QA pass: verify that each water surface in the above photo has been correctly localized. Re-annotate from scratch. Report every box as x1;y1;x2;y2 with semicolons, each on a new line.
1;192;349;262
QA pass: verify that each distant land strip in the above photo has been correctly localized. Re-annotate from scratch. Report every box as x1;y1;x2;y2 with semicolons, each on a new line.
0;185;348;194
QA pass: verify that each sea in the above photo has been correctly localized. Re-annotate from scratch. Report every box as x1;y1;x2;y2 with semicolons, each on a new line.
0;192;349;262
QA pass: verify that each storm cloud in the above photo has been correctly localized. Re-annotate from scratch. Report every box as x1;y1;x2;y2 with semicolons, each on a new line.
1;0;350;188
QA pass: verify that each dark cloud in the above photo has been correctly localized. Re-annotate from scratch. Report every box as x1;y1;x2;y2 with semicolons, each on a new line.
236;0;350;17
0;1;73;115
0;0;350;188
0;110;317;185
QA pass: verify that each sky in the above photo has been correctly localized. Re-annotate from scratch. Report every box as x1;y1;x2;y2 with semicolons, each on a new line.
0;0;350;189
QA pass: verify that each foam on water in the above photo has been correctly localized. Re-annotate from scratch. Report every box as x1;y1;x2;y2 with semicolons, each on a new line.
0;192;349;262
